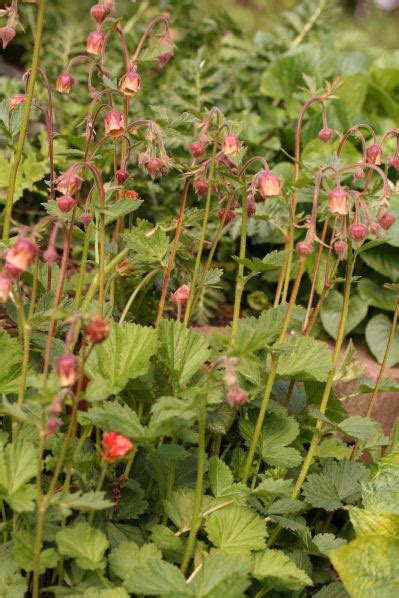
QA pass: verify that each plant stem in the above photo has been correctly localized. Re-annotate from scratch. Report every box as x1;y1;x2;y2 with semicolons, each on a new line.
88;461;108;525
180;390;207;575
81;247;129;312
350;294;399;459
2;0;46;241
119;268;160;325
32;426;46;598
230;189;248;347
75;222;92;308
183;139;218;326
241;260;305;484
155;179;190;327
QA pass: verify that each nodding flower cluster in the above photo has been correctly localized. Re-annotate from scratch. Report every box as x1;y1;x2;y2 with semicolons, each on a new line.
295;124;398;262
220;356;248;407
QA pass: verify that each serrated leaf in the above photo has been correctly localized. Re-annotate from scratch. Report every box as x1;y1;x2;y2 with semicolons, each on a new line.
86;401;145;441
124;558;189;596
208;457;233;497
12;530;57;574
109;541;161;581
0;554;27;598
148;396;196;439
234;249;291;273
312;533;347;556
124;227;169;269
330;535;399;598
205;504;266;553
56;522;109;570
359;244;399;281
158;320;210;386
252;478;293;500
85;322;157;400
163;488;216;531
103;198;143;225
361;453;399;514
0;440;37;513
320;290;368;340
348;506;399;538
0;330;22;394
339;416;387;449
365;314;399;367
358;278;397;311
313;582;350;597
253;549;313;590
51;490;113;515
276;336;333;382
190;550;252;598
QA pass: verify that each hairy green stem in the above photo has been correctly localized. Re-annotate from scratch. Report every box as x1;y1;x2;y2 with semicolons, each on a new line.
119;268;160;325
2;0;46;240
32;426;46;598
230;189;248;347
75;222;92;308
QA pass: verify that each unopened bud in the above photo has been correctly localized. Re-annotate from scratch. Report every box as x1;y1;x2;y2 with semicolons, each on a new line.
0;26;15;49
258;171;282;199
247;196;256;217
90;3;110;25
218;208;236;226
227;386;248;407
222;134;241;157
354;168;365;181
104;110;125;137
57;195;76;213
366;143;383;165
388;156;399;171
125;189;140;200
116;168;129;184
193;178;208;198
43;246;58;265
119;66;141;96
9;94;26;112
145;157;163;178
378;209;396;231
348;223;368;242
189;140;207;158
56;71;75;94
369;223;381;237
86;315;110;344
46;417;60;438
55;354;79;387
81;212;92;227
334;240;347;259
86;30;105;55
296;241;314;256
171;284;190;304
318;127;333;143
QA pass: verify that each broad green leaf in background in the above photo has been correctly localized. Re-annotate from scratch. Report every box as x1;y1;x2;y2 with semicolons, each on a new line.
0;554;27;598
86;401;145;441
320;290;368;340
365;314;399;367
103;198;143;225
0;330;22;394
189;551;252;598
124;558;189;596
51;491;113;516
0;144;48;204
163;488;216;532
361;453;399;514
358;278;397;311
330;535;399;598
347;506;399;538
0;440;37;512
359;244;399;282
302;459;369;511
83;589;129;598
147;396;196;439
205;504;266;553
276;336;333;382
338;416;387;449
109;541;161;581
253;549;313;591
208;456;249;504
12;530;57;574
85;323;157;400
123;227;170;269
158;320;210;386
56;523;109;570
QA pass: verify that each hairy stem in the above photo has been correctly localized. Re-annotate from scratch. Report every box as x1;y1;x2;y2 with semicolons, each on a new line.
230;189;248;347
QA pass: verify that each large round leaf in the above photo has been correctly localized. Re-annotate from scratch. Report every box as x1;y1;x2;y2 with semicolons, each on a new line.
359;244;399;281
358;278;397;311
320;290;368;340
365;314;399;367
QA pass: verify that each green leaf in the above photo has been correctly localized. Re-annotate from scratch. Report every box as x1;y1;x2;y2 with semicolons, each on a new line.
252;478;293;500
320;290;368;340
158;320;210;386
361;453;399;514
163;488;216;531
103;198;143;225
313;582;350;598
359;244;399;282
56;522;109;570
311;533;347;556
123;226;169;269
208;457;233;496
147;396;196;439
358;278;397;311
0;554;27;598
348;506;399;538
234;249;291;273
109;541;161;581
365;314;399;367
0;143;48;204
0;440;37;512
85;322;157;400
124;558;189;596
302;459;369;511
86;401;145;441
13;530;57;574
189;550;252;598
150;525;184;562
205;504;266;553
253;549;313;591
276;336;333;382
51;490;113;515
330;535;399;598
338;416;387;449
0;330;22;394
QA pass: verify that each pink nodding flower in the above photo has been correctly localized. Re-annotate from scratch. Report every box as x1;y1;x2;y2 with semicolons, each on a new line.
189;140;207;158
90;3;110;25
247;196;257;217
46;417;60;438
55;354;79;387
328;187;349;216
116;168;129;184
56;171;83;196
56;71;75;94
348;223;368;243
104;110;125;137
227;386;248;407
119;67;141;96
334;240;348;259
81;212;92;227
354;168;365;181
57;195;76;213
319;127;333;143
258;171;282;199
102;432;133;462
43;246;58;265
366;143;383;165
388;156;399;171
296;241;314;256
0;26;15;50
369;223;381;237
0;272;11;303
86;30;105;55
145;157;163;178
222;134;241;157
218;208;236;226
9;94;26;112
171;284;190;304
378;209;396;231
6;239;38;275
85;315;110;344
193;178;208;198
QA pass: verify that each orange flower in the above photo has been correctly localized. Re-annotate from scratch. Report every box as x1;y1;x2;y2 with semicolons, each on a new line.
102;432;133;462
258;171;282;199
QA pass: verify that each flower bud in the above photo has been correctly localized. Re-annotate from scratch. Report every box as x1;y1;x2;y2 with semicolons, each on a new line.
171;284;190;304
0;26;16;49
354;168;365;181
56;171;83;195
138;152;149;167
9;94;26;112
86;30;105;55
189;140;207;158
158;49;173;67
369;223;381;237
47;395;64;416
116;168;129;184
125;189;140;200
378;210;396;231
193;178;208;198
0;273;11;303
116;257;133;276
43;246;58;265
348;223;368;242
328;186;349;216
258;171;282;199
247;196;256;217
90;3;110;25
6;239;38;274
81;212;92;227
46;417;60;438
56;71;75;94
86;315;110;344
119;67;141;96
227;386;248;407
145;157;163;178
102;432;133;462
104;0;116;12
104;110;125;137
222;134;241;157
388;156;399;171
57;194;76;213
366;143;383;165
319;127;333;143
218;208;235;226
334;240;348;259
296;241;314;256
55;354;79;387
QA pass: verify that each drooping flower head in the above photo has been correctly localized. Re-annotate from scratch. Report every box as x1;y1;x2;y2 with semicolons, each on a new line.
104;110;125;137
102;432;133;462
86;315;110;344
222;134;241;157
119;66;141;96
328;187;349;216
6;239;38;276
9;95;26;112
55;354;79;388
171;284;190;304
257;171;282;199
86;30;105;55
56;72;75;94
